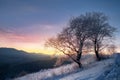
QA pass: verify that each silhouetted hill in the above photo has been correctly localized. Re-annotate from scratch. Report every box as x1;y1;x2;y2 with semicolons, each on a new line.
0;48;57;80
0;48;52;65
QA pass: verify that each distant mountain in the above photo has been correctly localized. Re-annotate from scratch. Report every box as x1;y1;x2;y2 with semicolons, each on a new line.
0;48;51;65
0;48;57;80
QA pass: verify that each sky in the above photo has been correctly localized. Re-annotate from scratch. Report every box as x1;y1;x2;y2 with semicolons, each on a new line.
0;0;120;55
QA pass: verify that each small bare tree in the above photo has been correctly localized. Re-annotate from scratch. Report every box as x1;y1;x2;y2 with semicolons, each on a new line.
87;12;116;60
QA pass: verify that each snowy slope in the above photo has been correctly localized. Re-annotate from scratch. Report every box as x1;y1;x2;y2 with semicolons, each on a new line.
60;59;113;80
14;63;79;80
14;53;120;80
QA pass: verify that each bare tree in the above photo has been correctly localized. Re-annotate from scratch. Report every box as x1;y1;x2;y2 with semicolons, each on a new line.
69;15;91;64
46;15;91;67
87;12;116;60
45;27;82;67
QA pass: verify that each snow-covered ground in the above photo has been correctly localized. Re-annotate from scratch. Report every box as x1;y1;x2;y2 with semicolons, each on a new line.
14;62;79;80
60;59;113;80
14;53;120;80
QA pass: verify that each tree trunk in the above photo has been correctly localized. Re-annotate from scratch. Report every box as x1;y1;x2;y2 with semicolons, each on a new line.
94;40;101;61
63;51;82;68
76;42;83;68
95;50;101;61
76;52;82;68
76;61;82;68
77;53;82;61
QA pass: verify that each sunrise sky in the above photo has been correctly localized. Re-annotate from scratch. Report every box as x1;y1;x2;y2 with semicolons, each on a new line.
0;0;120;55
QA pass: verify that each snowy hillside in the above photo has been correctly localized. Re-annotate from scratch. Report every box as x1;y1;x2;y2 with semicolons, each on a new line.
14;53;120;80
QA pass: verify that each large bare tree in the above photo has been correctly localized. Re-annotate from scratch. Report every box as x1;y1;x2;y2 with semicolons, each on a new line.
69;15;91;65
46;15;91;67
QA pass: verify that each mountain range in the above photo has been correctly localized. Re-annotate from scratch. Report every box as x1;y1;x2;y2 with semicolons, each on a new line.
0;48;57;80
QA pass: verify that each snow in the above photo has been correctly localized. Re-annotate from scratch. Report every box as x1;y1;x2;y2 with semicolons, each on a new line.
14;53;120;80
14;63;79;80
103;53;120;80
60;59;113;80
